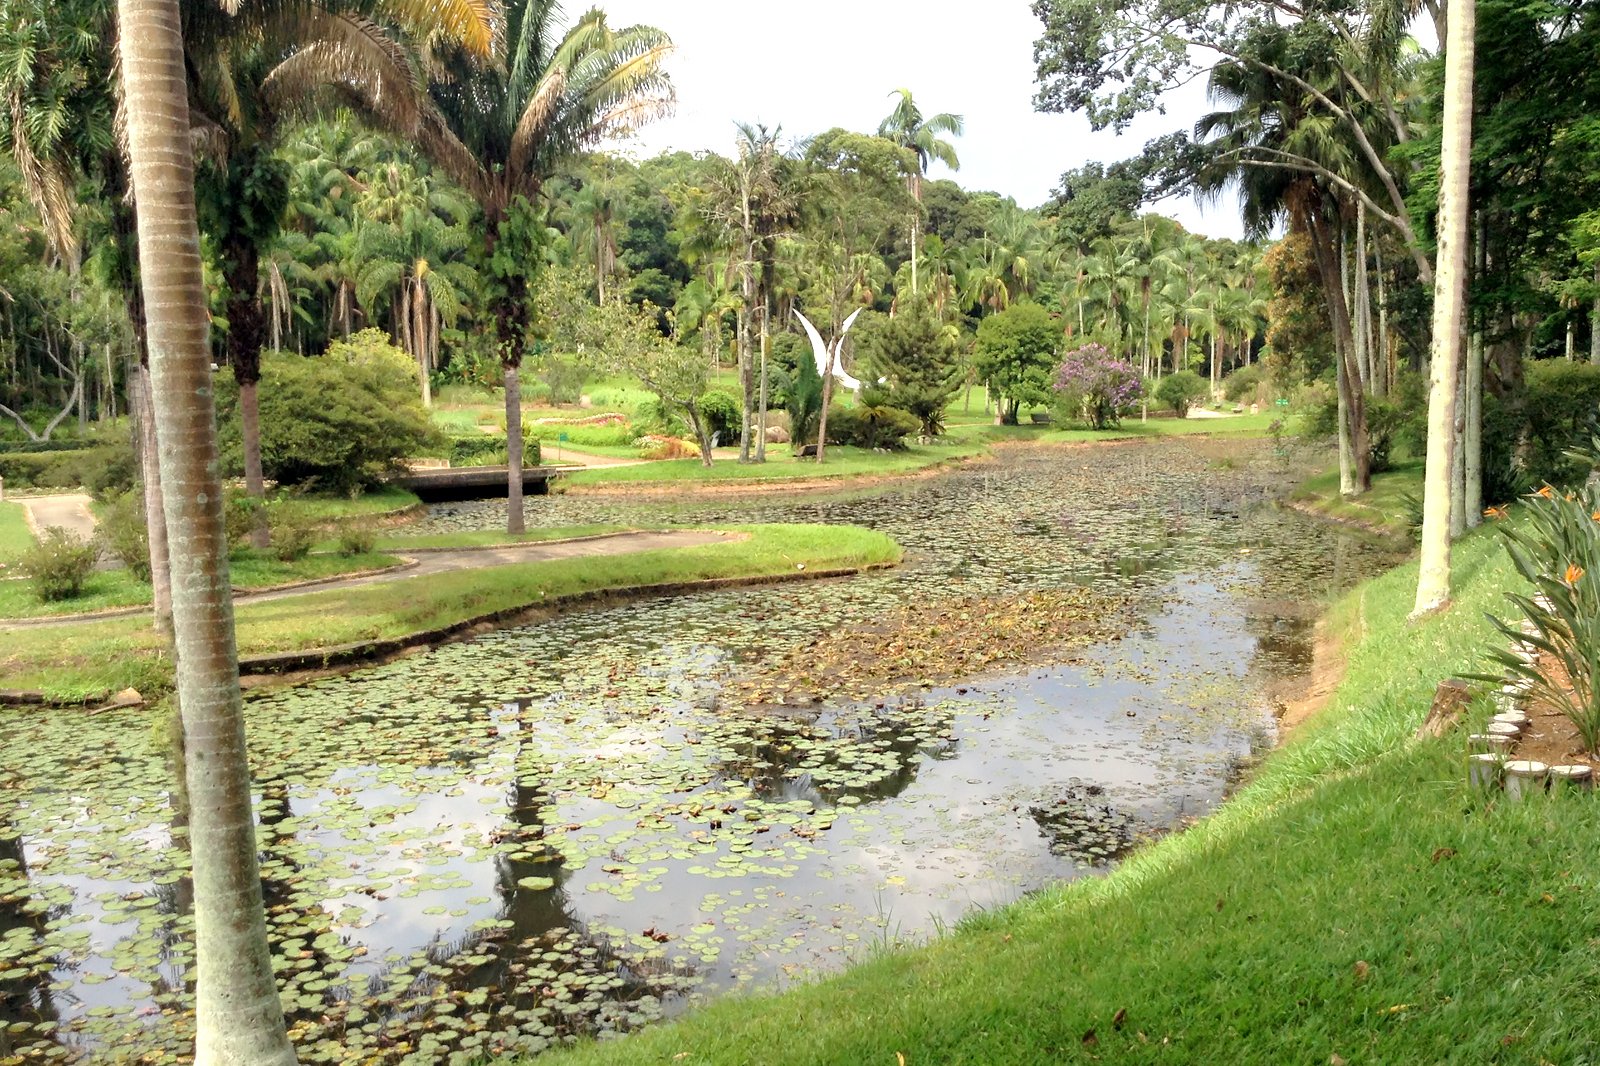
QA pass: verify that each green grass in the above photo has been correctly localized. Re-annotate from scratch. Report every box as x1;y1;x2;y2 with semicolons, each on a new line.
0;524;899;701
1291;458;1425;540
0;550;403;620
0;500;34;565
535;521;1600;1066
561;443;985;487
279;486;422;523
360;524;627;551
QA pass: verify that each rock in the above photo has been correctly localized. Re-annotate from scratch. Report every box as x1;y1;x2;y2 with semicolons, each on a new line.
764;426;790;444
92;687;145;713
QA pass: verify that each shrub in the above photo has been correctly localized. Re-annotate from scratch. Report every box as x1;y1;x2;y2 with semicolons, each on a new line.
215;330;442;493
0;448;111;491
448;434;505;467
974;302;1061;424
21;527;97;602
1053;344;1144;429
84;438;139;501
1523;360;1600;486
336;521;378;556
268;506;316;562
825;404;919;450
223;490;263;552
636;435;701;460
1154;370;1209;417
786;353;824;446
698;390;741;444
97;491;152;581
1222;365;1265;404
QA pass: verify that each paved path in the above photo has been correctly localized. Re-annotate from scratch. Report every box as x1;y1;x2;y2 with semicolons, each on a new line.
2;529;742;627
543;446;652;470
240;529;736;604
18;493;98;544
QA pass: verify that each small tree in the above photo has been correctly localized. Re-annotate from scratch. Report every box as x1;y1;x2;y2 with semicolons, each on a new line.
597;301;716;466
864;300;962;436
1054;343;1145;430
973;302;1060;423
1154;369;1208;417
786;350;824;447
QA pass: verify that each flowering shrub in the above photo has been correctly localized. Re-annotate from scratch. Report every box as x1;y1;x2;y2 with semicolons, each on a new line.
1053;344;1144;430
1477;483;1600;751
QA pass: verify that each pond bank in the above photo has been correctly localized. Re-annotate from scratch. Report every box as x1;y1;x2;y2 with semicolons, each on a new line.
0;524;900;705
539;520;1591;1066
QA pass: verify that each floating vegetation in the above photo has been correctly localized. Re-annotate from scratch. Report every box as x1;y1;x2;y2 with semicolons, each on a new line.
0;439;1406;1062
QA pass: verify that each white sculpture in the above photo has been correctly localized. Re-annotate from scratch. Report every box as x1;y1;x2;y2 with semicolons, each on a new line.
794;307;873;392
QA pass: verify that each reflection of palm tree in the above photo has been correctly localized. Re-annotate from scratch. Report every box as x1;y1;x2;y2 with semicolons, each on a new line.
0;806;62;1056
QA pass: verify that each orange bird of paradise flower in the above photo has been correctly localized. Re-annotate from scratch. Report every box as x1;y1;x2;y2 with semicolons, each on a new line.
1536;486;1555;499
1565;564;1586;586
1485;505;1510;520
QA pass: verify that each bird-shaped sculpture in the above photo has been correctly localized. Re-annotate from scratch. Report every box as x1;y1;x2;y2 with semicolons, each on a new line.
794;308;882;392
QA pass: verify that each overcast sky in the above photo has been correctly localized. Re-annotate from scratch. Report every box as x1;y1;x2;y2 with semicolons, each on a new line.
599;0;1245;239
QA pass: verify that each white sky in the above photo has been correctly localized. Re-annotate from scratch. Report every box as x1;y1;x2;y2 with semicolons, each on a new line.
599;0;1245;239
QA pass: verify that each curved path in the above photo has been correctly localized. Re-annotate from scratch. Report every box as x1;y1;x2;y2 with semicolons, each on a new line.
18;493;98;543
2;529;740;628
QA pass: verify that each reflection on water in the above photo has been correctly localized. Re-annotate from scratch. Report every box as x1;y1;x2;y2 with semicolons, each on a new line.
0;439;1403;1062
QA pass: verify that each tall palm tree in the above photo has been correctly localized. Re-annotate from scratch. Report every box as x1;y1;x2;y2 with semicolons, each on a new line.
877;88;962;296
115;0;295;1060
335;0;673;532
1414;0;1477;616
184;0;496;546
561;178;625;304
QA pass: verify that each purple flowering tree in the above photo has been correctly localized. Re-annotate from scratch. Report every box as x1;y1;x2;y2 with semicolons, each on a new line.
1054;344;1145;429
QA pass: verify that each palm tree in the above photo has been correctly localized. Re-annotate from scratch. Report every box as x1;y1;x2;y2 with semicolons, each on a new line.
183;0;496;546
1413;0;1477;616
561;178;625;304
115;0;295;1060
877;88;962;296
336;0;673;533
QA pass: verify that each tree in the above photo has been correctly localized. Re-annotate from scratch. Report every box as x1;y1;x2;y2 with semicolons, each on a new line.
862;299;962;436
1155;368;1208;416
1414;0;1478;617
877;89;963;296
1054;341;1145;428
598;300;715;465
973;302;1062;423
115;0;295;1060
338;0;673;533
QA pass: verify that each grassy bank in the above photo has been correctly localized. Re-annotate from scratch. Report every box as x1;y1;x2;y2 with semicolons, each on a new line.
540;521;1600;1065
1290;457;1424;540
0;499;33;564
362;525;627;551
0;550;404;619
0;524;899;702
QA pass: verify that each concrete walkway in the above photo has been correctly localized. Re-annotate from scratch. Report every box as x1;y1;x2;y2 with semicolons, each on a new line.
18;493;98;544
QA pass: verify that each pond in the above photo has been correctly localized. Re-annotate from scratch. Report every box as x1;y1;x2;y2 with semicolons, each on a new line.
0;439;1403;1064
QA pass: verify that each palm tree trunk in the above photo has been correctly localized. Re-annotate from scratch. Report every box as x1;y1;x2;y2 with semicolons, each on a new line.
134;361;173;635
504;365;525;534
116;1;296;1061
224;236;269;550
755;302;769;462
737;251;755;463
1591;265;1600;365
816;349;835;465
1414;0;1476;617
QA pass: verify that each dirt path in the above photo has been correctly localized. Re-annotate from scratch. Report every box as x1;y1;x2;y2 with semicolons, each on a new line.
18;494;97;544
544;446;653;470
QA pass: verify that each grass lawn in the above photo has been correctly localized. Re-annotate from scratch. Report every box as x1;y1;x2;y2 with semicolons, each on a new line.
0;550;403;620
0;499;34;565
280;486;421;522
536;519;1598;1066
0;524;899;702
1291;457;1424;540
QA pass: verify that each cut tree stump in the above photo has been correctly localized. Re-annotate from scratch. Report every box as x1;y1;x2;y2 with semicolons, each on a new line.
1416;678;1474;740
